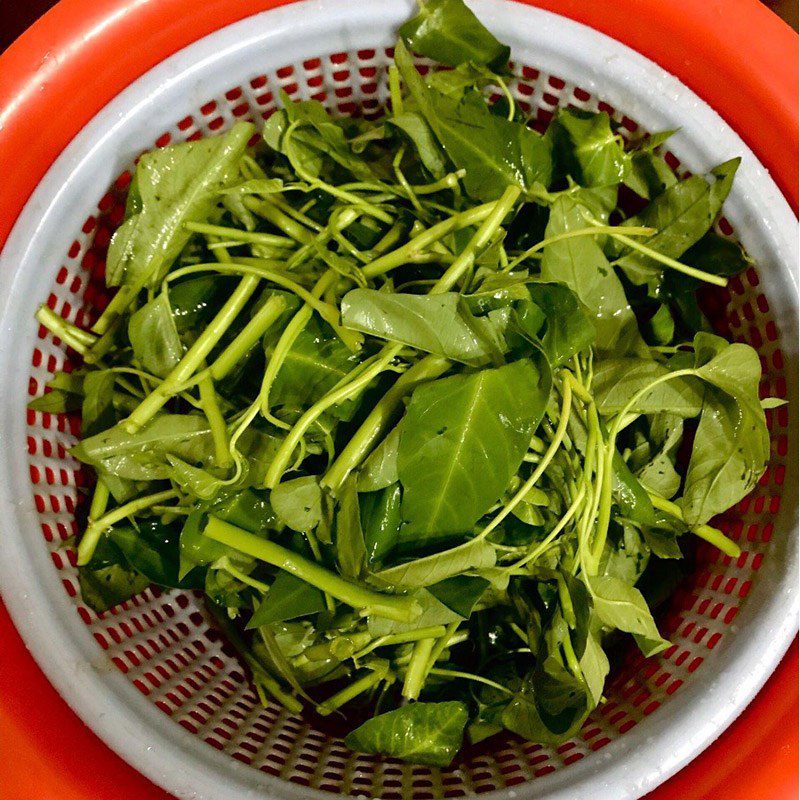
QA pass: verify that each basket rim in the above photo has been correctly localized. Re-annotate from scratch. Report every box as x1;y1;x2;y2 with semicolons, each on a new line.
0;2;797;799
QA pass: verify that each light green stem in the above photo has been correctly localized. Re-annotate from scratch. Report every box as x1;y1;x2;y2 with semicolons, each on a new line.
611;231;729;286
431;185;521;293
592;369;698;569
76;480;111;564
322;354;450;495
259;271;338;419
264;342;405;488
648;493;741;558
184;221;294;248
244;197;316;244
351;625;449;662
479;378;572;540
401;638;436;700
427;668;514;695
36;306;97;354
198;372;231;468
77;489;179;565
204;517;421;622
316;661;390;716
208;294;286;382
122;276;260;431
361;202;498;278
506;225;656;271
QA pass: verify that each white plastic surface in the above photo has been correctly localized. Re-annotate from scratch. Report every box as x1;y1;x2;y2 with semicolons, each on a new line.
0;1;796;799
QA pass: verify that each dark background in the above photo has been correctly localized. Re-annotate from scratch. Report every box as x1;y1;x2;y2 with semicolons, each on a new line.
1;0;797;52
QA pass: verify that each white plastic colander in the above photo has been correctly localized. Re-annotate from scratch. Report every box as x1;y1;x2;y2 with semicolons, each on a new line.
0;1;797;799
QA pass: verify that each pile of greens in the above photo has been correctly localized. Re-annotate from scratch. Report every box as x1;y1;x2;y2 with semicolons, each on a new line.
35;0;775;767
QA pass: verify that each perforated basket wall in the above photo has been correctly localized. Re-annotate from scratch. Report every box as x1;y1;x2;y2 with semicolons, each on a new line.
10;3;796;799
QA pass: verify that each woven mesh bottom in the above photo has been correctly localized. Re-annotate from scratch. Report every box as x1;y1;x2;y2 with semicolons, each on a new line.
26;46;789;797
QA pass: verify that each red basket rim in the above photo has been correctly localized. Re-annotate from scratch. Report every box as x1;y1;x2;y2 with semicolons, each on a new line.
0;1;796;799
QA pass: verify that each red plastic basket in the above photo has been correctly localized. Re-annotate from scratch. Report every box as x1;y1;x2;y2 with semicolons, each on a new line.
0;1;797;799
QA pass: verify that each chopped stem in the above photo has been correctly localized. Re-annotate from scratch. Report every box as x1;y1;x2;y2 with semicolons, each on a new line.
648;493;741;558
76;479;111;564
122;275;261;431
77;489;179;565
204;517;421;622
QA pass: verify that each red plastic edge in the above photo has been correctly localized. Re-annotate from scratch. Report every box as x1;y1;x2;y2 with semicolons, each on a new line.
0;1;796;798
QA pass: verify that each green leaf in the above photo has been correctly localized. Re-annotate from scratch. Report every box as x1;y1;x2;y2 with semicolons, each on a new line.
266;316;362;418
388;112;447;178
128;293;184;378
248;571;326;627
357;425;401;492
682;231;751;278
374;538;496;588
599;521;651;585
400;0;511;70
107;122;254;288
617;158;740;284
680;334;769;526
593;358;704;417
427;574;489;617
336;477;367;579
345;701;468;766
179;510;228;578
271;476;325;533
524;282;595;366
540;195;644;354
586;574;670;656
399;0;510;69
81;370;117;437
623;130;678;200
502;654;591;744
579;626;610;706
553;108;628;188
368;589;461;636
73;414;281;483
166;455;222;502
612;451;656;526
108;519;202;590
636;415;684;499
341;289;507;365
77;536;151;614
398;358;551;538
640;512;684;559
396;40;551;202
360;483;403;566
